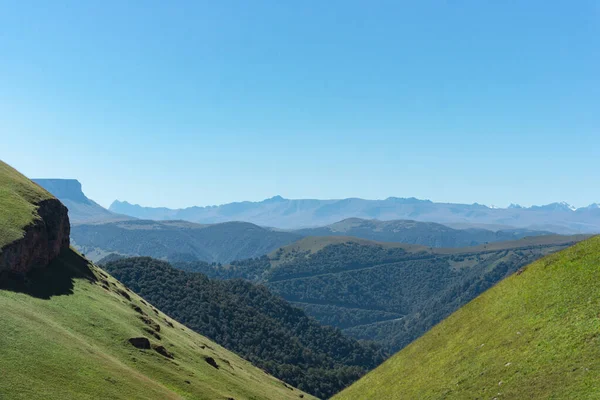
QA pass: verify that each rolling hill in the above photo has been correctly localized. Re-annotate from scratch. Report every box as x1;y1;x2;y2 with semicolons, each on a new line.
335;235;600;399
191;235;587;352
70;216;549;265
295;217;550;248
71;219;302;263
1;160;314;400
103;256;385;399
33;179;131;224
110;196;600;233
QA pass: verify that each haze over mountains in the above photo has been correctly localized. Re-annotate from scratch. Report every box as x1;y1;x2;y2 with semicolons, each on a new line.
72;217;551;264
33;179;563;265
72;220;301;263
32;178;600;234
296;218;550;248
111;196;600;233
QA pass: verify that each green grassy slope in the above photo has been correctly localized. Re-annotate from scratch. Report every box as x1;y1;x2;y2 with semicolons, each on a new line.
335;235;600;400
0;161;53;248
0;249;314;400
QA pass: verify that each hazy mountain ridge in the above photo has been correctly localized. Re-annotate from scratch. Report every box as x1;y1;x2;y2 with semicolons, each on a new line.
296;218;551;248
110;196;600;233
70;217;550;265
71;219;302;263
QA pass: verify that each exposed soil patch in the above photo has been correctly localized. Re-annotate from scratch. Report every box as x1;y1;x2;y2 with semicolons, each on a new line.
116;288;131;301
140;315;160;332
153;345;174;359
205;356;219;369
131;304;145;315
128;337;150;349
144;327;161;340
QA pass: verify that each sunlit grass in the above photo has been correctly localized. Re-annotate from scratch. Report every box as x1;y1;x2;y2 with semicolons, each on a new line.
0;160;53;249
0;249;315;400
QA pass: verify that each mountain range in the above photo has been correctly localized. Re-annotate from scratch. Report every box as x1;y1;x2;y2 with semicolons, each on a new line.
32;178;600;234
71;217;552;264
110;196;600;233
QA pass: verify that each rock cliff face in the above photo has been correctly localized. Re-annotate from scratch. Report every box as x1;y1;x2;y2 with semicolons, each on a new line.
0;198;70;274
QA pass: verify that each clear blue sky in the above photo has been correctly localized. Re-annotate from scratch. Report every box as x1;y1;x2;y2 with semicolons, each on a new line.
1;1;598;209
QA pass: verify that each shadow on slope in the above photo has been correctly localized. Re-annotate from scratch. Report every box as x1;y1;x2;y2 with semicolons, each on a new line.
0;248;96;299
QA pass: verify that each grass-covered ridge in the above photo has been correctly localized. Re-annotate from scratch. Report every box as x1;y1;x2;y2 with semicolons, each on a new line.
0;248;315;400
0;160;54;249
335;235;600;399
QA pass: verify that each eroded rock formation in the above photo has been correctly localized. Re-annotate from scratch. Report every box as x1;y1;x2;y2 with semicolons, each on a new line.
0;198;70;274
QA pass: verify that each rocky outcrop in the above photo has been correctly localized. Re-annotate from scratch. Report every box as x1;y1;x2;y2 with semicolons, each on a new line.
0;198;70;274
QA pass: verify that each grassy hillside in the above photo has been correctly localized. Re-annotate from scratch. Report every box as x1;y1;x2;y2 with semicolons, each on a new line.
0;161;53;249
103;257;385;399
197;235;586;352
335;236;600;400
0;249;314;400
71;219;302;263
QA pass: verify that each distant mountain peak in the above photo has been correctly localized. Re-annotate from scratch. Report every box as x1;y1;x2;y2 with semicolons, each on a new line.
531;202;577;212
263;195;286;203
385;197;432;204
508;203;524;209
33;178;89;203
582;203;600;210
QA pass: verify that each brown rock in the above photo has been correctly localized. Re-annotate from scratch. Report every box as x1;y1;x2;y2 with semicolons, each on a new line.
204;356;219;369
140;315;160;332
128;337;151;349
153;345;174;359
0;199;70;274
116;288;131;301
